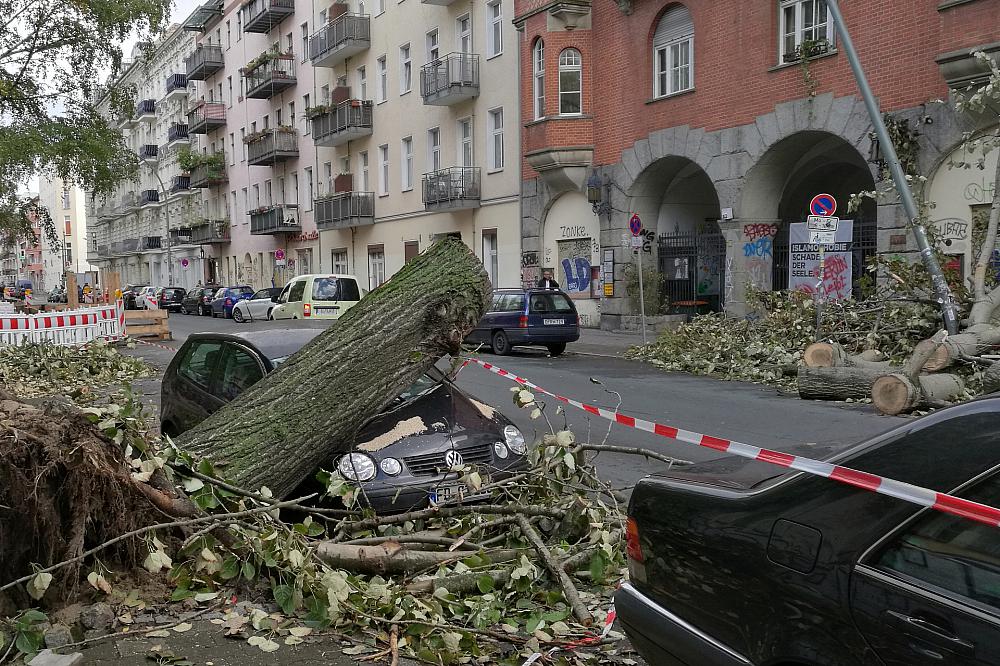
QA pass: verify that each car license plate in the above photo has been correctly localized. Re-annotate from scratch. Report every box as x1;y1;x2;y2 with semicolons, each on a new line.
430;482;466;503
315;306;339;315
544;318;564;325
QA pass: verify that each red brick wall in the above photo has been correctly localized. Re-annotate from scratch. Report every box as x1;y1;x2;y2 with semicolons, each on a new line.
517;0;1000;179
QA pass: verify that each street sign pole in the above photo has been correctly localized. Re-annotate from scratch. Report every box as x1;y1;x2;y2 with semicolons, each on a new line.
815;244;826;341
629;214;647;344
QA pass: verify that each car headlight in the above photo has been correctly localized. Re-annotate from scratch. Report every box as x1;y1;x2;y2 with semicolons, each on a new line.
493;441;509;459
379;457;402;476
337;452;376;482
504;425;526;455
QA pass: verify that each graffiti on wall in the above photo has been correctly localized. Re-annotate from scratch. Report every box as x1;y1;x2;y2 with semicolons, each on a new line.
696;254;721;296
558;238;593;294
742;223;778;291
724;255;734;305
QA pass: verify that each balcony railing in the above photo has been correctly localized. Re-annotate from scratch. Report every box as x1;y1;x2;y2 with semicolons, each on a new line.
190;219;230;243
121;192;139;212
188;101;226;133
170;228;194;244
139;236;162;251
250;205;301;234
165;73;188;97
140;189;161;206
136;99;156;120
241;0;294;33
309;13;370;68
185;44;225;80
247;128;299;166
311;100;373;147
113;238;141;255
420;53;479;105
139;144;158;161
315;192;375;230
422;166;481;211
183;0;225;32
168;123;190;143
190;160;227;187
170;175;191;192
244;53;297;99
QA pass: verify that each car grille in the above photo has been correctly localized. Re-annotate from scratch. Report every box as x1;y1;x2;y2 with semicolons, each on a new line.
404;442;493;477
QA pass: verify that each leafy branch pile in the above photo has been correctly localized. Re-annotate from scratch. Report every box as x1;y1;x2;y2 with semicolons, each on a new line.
0;341;151;399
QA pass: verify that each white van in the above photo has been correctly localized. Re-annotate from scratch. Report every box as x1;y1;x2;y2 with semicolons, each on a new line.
270;274;363;320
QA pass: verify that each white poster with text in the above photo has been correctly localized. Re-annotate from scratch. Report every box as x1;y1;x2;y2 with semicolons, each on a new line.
788;220;854;300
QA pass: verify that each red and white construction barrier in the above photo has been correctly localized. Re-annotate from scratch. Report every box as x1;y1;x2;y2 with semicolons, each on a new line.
463;357;1000;529
521;604;617;665
0;300;126;346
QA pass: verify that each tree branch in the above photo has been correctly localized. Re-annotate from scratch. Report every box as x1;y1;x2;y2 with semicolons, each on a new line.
516;515;593;626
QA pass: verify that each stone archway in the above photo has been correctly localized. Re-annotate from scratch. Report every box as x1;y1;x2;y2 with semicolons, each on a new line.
540;192;602;326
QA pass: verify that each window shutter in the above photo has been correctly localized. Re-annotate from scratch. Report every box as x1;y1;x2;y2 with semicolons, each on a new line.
653;6;693;47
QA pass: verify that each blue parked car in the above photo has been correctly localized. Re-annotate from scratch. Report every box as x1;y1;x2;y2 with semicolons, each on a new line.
210;285;255;318
465;288;580;356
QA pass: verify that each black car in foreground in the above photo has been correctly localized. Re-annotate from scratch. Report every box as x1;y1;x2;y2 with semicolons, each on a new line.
464;288;580;356
180;286;220;316
160;329;528;512
617;398;1000;666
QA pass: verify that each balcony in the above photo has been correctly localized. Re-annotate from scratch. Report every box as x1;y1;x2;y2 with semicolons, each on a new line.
420;53;479;105
118;113;138;130
140;189;161;207
311;100;373;147
136;99;156;121
170;175;191;193
309;13;370;68
139;236;162;251
188;101;226;133
121;192;139;213
168;123;190;145
244;52;297;99
113;238;141;255
247;128;299;166
182;0;224;32
315;191;375;231
185;44;224;81
189;158;227;187
241;0;294;33
422;167;481;211
169;227;195;245
421;0;458;7
250;205;301;235
190;219;230;243
139;144;158;163
91;244;110;261
165;73;188;100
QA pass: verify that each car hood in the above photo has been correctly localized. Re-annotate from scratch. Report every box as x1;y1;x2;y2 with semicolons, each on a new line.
352;381;510;457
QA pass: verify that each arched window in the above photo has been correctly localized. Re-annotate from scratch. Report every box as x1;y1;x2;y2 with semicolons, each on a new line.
558;48;582;115
653;5;693;98
532;39;545;120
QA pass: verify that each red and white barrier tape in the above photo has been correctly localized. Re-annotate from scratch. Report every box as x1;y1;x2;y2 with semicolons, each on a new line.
521;604;617;665
463;357;1000;529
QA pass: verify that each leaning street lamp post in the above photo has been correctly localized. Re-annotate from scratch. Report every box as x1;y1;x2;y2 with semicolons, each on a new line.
147;164;172;287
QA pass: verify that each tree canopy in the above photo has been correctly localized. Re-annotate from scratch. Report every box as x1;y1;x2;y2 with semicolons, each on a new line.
0;0;171;245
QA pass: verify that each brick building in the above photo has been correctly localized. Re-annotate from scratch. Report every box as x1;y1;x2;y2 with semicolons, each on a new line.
515;0;1000;328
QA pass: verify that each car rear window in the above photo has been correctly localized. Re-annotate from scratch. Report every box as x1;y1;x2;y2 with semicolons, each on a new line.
529;293;575;314
313;277;361;301
237;286;254;296
164;288;185;297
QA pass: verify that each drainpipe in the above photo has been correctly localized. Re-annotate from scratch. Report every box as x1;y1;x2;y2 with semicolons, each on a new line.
826;0;959;335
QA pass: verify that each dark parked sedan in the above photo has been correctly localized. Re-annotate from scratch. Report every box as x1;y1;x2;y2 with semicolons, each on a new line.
465;288;580;356
160;330;528;512
617;398;1000;666
180;286;219;316
156;286;187;312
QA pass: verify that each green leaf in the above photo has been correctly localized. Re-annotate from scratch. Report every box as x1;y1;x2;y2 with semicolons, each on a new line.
273;584;296;616
242;561;256;581
20;610;47;624
220;557;240;580
589;552;606;583
15;630;42;655
475;575;494;594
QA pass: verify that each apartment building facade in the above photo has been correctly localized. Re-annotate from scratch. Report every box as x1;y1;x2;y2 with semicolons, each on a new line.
37;177;97;286
516;0;1000;328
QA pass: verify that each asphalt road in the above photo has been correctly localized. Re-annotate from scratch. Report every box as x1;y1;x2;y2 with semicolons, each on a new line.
132;310;905;491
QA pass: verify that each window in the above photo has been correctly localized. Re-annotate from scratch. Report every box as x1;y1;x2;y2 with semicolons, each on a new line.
457;14;472;53
357;66;367;99
225;20;231;48
487;108;503;171
486;0;502;57
304;167;313;209
229;134;235;164
240;127;246;161
320;84;330;105
378;144;389;196
252;184;260;208
530;292;575;313
426;29;439;62
289;101;295;124
359;151;369;191
292;173;299;204
368;246;386;290
300;23;309;61
218;345;264;401
286;31;293;53
427;127;441;171
653;5;693;98
376;0;384;15
61;189;70;209
302;93;311;133
458;117;473;167
482;229;498;286
332;249;349;274
558;48;581;115
288;279;306;302
178;341;223;389
404;241;419;263
237;12;242;39
227;76;233;106
399;44;411;94
532;40;545;119
401;137;413;191
323;161;333;194
376;56;387;103
780;0;832;62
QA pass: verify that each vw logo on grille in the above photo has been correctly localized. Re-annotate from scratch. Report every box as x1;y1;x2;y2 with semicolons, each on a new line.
444;450;464;469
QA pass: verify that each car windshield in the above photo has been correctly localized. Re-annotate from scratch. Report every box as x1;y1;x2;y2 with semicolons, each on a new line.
529;293;575;314
237;286;254;296
396;373;440;402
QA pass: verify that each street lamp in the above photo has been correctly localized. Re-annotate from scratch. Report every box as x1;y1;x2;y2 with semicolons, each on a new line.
146;162;173;286
586;170;612;219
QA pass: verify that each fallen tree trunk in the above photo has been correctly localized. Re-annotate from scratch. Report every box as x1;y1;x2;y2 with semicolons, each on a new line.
315;541;519;575
871;373;965;415
176;238;491;498
797;366;887;400
802;342;890;370
915;326;1000;372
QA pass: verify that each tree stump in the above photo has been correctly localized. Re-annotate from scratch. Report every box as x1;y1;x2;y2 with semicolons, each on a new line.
871;373;965;415
797;366;887;400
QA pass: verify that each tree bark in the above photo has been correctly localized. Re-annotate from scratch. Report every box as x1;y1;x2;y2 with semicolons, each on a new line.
910;326;1000;372
315;542;519;576
797;366;887;400
802;342;890;370
175;238;491;498
871;373;965;415
970;153;1000;322
983;363;1000;395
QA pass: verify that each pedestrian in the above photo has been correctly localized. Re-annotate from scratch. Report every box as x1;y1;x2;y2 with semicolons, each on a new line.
82;283;92;304
537;269;560;290
77;284;84;301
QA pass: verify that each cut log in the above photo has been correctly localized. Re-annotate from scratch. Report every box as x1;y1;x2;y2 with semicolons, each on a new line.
175;238;491;498
912;326;1000;372
797;366;887;401
871;373;965;415
315;541;518;575
802;342;891;370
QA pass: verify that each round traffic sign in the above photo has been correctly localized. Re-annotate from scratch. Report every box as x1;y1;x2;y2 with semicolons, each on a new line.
629;214;643;237
274;249;285;260
180;258;189;268
809;193;837;217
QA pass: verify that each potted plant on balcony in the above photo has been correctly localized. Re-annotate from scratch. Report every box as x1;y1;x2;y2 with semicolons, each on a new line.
305;104;331;119
242;49;295;76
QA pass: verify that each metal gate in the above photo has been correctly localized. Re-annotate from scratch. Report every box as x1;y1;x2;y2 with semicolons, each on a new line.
772;217;876;298
657;232;727;313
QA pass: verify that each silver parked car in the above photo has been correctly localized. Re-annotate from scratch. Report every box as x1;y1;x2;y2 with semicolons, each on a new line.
231;287;283;323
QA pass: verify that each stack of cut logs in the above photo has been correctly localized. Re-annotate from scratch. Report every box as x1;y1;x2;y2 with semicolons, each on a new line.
797;323;1000;414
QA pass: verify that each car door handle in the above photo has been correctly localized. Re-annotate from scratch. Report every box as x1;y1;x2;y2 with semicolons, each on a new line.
885;610;975;657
